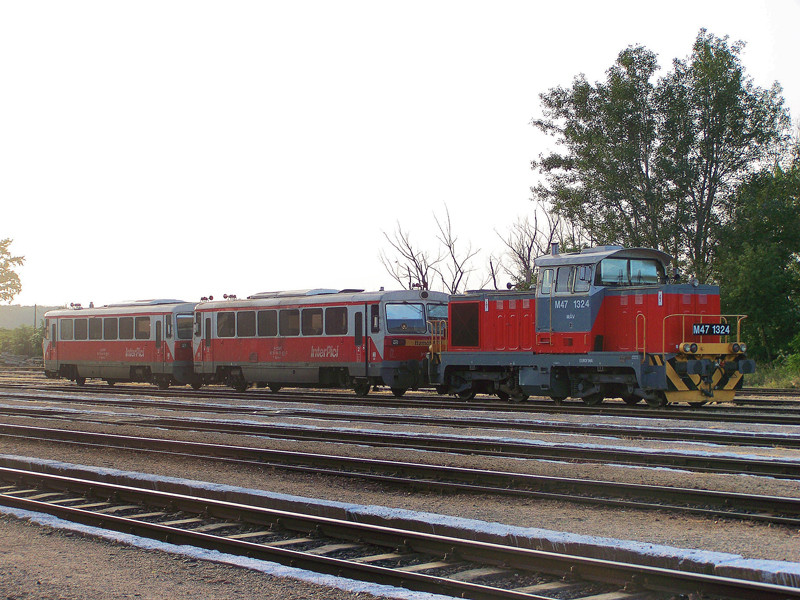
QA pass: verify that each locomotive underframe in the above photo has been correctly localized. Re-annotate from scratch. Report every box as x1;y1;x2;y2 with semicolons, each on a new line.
432;350;753;405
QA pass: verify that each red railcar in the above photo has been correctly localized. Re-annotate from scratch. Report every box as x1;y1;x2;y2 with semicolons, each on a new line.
42;300;198;388
430;246;754;406
193;288;449;396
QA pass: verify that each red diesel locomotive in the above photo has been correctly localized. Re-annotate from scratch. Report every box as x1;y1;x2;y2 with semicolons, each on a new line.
42;300;198;388
192;288;449;395
428;245;755;406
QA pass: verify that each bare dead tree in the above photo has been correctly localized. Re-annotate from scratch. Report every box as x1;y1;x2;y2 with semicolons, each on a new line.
379;222;442;290
432;206;481;294
496;200;562;289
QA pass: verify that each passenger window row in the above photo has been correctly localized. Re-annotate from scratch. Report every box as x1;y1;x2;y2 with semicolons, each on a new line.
214;307;349;338
59;317;151;341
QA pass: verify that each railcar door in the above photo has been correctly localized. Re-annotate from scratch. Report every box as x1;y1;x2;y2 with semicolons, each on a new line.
154;315;166;374
353;307;367;376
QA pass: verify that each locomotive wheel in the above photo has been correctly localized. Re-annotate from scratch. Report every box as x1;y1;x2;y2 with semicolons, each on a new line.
456;390;476;401
391;388;407;398
549;396;565;404
688;400;708;408
581;393;604;406
435;385;449;395
156;377;171;390
268;384;282;393
75;376;86;386
496;391;510;401
190;380;202;390
645;393;667;408
353;381;371;397
622;395;641;405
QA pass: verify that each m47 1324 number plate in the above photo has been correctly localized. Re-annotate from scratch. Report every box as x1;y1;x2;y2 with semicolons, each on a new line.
692;323;730;336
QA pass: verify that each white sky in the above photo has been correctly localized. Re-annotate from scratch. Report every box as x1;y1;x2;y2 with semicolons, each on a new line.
3;0;798;306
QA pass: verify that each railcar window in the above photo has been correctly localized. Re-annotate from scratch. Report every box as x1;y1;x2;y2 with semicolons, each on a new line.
177;314;193;340
279;309;300;336
539;268;553;295
386;303;426;334
135;317;150;340
217;312;235;338
89;318;103;340
119;317;134;340
60;319;74;341
237;311;256;337
428;303;448;321
302;308;323;336
324;307;347;335
257;310;278;336
370;304;380;333
555;267;573;294
74;318;88;340
194;313;202;337
104;318;118;340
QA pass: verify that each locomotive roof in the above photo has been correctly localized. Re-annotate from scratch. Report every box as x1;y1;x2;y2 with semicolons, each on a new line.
199;288;448;310
534;246;672;268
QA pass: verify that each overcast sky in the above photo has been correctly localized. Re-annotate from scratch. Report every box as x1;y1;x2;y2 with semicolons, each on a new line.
3;0;798;307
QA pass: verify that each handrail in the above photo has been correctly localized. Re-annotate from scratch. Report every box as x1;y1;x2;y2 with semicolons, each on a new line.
635;313;646;362
428;319;448;354
661;313;748;355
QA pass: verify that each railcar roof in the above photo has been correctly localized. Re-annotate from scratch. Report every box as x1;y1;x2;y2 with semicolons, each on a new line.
44;300;196;318
199;289;448;310
534;246;672;268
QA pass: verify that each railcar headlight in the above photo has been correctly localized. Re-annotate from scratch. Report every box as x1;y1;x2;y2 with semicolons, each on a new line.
690;343;698;353
732;343;741;353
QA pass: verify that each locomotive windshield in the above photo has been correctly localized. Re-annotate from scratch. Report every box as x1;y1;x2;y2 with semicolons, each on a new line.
598;258;664;286
386;302;427;333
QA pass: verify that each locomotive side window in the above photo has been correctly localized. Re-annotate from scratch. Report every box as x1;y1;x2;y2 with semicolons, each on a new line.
386;303;426;333
539;268;553;295
574;266;591;293
74;318;88;340
135;316;151;340
302;308;323;336
119;317;134;340
257;310;278;336
177;314;194;339
89;318;103;340
279;309;300;336
600;258;628;286
555;267;573;294
237;311;256;337
104;318;118;340
60;319;74;341
325;307;348;335
630;259;661;285
217;312;235;338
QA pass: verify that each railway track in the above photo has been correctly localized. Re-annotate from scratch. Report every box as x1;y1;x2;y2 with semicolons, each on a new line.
3;383;800;425
2;401;800;479
4;392;800;449
1;463;797;600
2;423;800;528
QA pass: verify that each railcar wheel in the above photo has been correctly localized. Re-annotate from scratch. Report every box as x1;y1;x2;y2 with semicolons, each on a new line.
622;395;641;405
456;390;476;401
190;381;202;390
391;387;407;398
268;384;282;393
157;377;171;390
353;382;371;397
75;376;86;386
581;393;604;406
105;379;115;387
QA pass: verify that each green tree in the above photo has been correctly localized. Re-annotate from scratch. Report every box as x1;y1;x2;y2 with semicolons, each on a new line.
715;163;800;363
532;30;791;280
0;239;25;302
